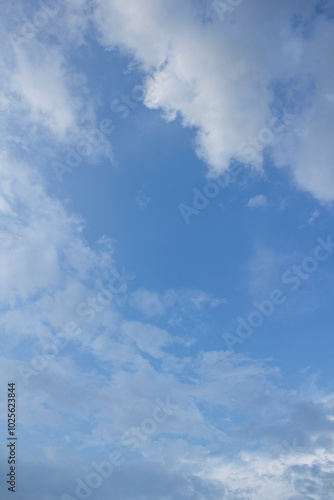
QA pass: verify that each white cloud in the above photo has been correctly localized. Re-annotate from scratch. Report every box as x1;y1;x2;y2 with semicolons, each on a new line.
121;321;174;359
0;5;109;158
0;3;334;498
0;152;120;340
130;288;165;317
308;208;320;224
130;287;226;319
10;47;79;138
299;208;321;229
0;156;66;304
93;0;334;202
247;194;268;208
0;35;95;143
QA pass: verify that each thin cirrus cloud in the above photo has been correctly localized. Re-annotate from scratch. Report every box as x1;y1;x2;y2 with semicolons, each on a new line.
130;287;227;318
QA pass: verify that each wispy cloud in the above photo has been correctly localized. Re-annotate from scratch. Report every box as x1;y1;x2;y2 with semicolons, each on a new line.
299;208;321;229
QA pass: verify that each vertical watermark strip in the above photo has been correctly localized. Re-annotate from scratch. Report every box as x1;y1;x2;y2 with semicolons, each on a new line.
7;381;17;493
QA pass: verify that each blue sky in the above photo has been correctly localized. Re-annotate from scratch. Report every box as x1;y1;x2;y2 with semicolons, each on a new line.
0;1;334;499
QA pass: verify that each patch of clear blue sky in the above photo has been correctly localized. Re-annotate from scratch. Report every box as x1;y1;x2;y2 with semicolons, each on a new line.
39;41;334;386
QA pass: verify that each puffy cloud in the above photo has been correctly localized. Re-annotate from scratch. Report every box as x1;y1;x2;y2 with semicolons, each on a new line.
93;0;334;201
